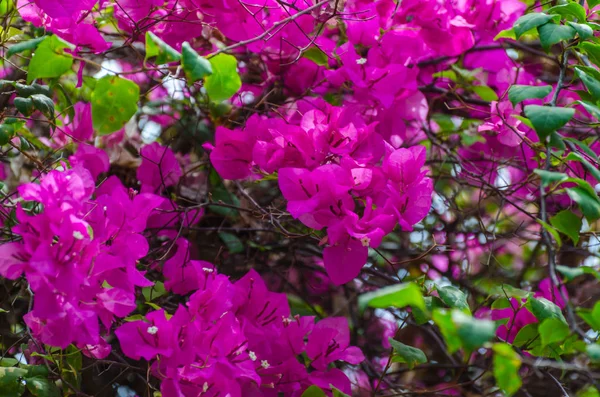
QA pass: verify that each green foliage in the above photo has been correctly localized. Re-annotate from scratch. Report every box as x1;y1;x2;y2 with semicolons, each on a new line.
537;23;576;50
526;296;567;324
493;343;522;397
181;42;212;83
568;22;594;39
566;184;600;221
524;105;575;141
575;67;600;100
432;309;496;353
578;301;600;331
388;338;427;368
547;3;587;22
301;386;326;397
27;35;74;83
145;32;181;64
358;282;425;312
539;318;570;347
219;232;244;254
91;75;140;135
204;54;242;102
437;285;471;314
508;85;552;106
6;36;45;58
550;210;582;245
579;42;600;67
513;13;555;39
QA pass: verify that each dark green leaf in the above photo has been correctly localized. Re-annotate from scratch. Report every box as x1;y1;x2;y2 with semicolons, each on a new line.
508;84;552;106
25;377;60;397
145;32;181;64
27;35;74;83
452;310;497;351
566;185;600;221
524;105;575;140
181;42;213;83
437;286;471;314
557;265;600;281
388;338;428;369
564;137;600;161
537;219;562;248
513;13;554;39
548;3;587;22
6;36;45;58
204;53;241;102
0;367;28;397
91;75;140;135
14;97;34;116
30;94;54;120
358;283;425;312
587;344;600;363
219;232;244;254
538;23;576;50
15;83;51;98
577;100;600;120
568;22;594;39
580;42;600;67
301;386;326;397
575;67;600;100
493;343;522;397
534;169;568;186
550;210;582;245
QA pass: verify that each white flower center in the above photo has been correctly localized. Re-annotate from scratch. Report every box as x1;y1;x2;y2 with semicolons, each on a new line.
261;360;270;369
249;351;257;361
147;326;159;335
73;231;84;240
356;58;367;65
360;236;371;247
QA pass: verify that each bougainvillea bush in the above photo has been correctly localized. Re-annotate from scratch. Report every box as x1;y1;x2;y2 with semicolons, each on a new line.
5;0;600;396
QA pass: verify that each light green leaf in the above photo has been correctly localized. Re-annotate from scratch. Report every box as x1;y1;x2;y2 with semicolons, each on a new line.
27;35;74;83
493;343;522;397
303;47;328;66
181;42;212;83
494;28;516;41
526;296;567;324
358;283;425;312
508;85;552;106
0;367;28;397
578;301;600;331
301;386;326;397
557;265;600;281
91;75;140;135
539;318;570;347
26;377;60;397
204;53;241;102
142;281;166;302
452;310;497;351
513;13;554;39
437;285;471;314
472;85;498;101
550;210;582;245
524;105;575;140
388;338;427;369
537;219;562;248
534;169;568;186
513;323;540;348
145;32;181;64
566;152;600;184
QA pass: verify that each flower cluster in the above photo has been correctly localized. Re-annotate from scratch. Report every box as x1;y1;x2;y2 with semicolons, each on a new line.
117;237;363;396
206;102;433;284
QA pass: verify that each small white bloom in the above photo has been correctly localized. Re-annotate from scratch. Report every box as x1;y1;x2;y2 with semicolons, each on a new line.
249;351;257;361
147;326;159;335
103;206;108;211
202;382;209;393
356;58;367;65
73;231;84;240
261;360;270;369
360;236;370;247
202;267;214;273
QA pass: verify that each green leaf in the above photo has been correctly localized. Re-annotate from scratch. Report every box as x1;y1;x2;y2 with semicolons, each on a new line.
301;386;326;397
578;301;600;331
472;85;498;101
577;100;600;120
508;85;552;106
579;42;600;67
303;47;328;66
15;83;52;98
526;296;567;324
575;67;600;100
331;387;351;397
513;323;540;348
358;282;425;312
589;0;600;9
566;185;600;221
0;367;28;397
557;265;600;281
550;210;582;245
14;97;34;116
534;169;568;186
432;309;462;353
537;219;562;248
25;377;60;397
566;152;600;184
587;344;600;363
6;36;45;58
388;338;427;369
538;23;576;50
493;343;522;397
437;285;471;314
219;232;244;254
91;75;140;135
568;22;594;39
27;35;74;83
494;28;516;41
142;281;166;302
524;105;575;141
204;53;241;102
145;32;181;64
30;94;54;120
564;137;599;161
181;42;212;83
452;310;497;351
513;13;554;39
548;3;587;23
539;318;570;347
